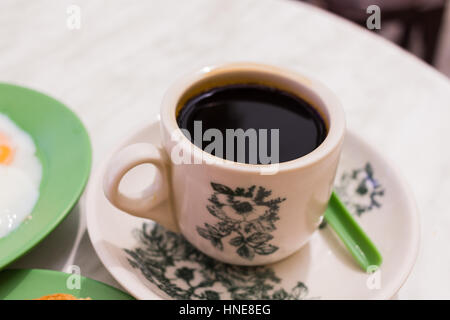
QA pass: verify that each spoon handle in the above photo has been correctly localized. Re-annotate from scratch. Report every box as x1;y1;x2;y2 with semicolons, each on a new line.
324;192;382;272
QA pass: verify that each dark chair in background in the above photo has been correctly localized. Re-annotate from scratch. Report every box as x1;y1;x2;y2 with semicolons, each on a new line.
303;0;447;65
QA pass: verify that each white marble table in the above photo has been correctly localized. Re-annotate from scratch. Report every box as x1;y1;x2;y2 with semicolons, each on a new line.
3;0;450;299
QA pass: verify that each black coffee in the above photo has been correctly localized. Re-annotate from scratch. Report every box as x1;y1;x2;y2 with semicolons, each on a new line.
177;84;326;164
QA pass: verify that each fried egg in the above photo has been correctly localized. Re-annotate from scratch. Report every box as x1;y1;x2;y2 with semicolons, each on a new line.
0;114;42;238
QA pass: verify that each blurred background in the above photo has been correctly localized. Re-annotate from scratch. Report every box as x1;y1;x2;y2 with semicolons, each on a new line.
301;0;450;77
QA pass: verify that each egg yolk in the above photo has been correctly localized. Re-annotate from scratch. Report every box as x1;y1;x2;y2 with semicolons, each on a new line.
0;133;14;165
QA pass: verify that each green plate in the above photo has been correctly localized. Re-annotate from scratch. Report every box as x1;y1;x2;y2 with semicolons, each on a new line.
0;83;92;269
0;269;133;300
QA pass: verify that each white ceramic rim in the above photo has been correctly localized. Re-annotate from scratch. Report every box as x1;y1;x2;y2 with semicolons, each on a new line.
160;62;346;172
85;118;420;300
342;132;421;300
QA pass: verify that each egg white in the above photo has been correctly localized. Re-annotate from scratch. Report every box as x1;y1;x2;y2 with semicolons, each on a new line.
0;114;42;238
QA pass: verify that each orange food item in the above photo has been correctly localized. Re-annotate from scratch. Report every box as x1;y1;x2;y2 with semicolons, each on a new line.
35;293;91;300
0;145;13;165
0;133;14;165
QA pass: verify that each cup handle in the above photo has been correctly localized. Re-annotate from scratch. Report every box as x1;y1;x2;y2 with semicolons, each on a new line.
103;142;178;231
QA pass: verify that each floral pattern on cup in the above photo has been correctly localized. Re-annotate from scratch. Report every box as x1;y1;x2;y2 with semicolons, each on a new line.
124;162;385;299
196;183;286;261
125;223;308;300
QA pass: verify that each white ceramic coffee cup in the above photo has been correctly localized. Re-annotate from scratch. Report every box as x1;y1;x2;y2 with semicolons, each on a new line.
103;62;346;266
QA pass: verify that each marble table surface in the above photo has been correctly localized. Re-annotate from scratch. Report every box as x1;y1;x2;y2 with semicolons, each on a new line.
2;0;450;299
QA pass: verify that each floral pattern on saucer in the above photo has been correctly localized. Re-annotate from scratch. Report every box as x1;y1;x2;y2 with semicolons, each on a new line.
320;162;385;229
125;223;308;300
335;162;385;216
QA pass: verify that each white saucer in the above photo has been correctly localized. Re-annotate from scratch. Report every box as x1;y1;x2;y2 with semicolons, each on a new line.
86;119;419;300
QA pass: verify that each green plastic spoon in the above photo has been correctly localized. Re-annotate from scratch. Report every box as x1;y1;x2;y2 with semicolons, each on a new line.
324;192;382;272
